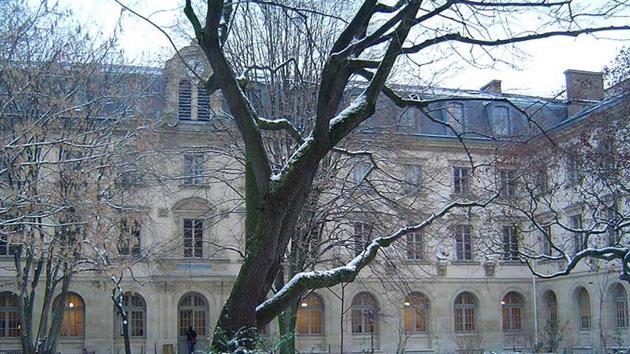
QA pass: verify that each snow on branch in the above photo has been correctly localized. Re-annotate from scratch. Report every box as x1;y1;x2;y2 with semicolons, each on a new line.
255;197;496;323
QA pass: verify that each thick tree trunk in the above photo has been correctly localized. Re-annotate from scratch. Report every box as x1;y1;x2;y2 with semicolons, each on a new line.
278;301;298;354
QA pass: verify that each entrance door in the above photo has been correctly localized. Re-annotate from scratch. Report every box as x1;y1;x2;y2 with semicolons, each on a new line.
178;293;209;354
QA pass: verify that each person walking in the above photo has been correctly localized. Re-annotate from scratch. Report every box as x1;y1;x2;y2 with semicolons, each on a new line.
185;326;197;354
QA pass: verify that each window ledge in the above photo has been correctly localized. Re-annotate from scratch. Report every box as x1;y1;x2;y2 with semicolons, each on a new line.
179;183;209;188
403;259;431;265
500;260;523;266
451;261;480;265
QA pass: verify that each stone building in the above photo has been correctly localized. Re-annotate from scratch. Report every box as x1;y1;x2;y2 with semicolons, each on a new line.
1;47;629;354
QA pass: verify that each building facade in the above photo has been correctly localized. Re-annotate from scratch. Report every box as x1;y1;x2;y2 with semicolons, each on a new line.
1;47;629;354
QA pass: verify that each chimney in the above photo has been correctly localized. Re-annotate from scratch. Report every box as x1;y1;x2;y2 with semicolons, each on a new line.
480;80;502;94
564;69;604;117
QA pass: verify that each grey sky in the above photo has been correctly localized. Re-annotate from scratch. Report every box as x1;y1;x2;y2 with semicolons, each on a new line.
63;0;628;97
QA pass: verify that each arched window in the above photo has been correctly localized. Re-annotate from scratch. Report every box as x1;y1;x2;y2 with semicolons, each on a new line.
297;293;323;335
197;83;211;121
543;290;557;324
612;284;628;328
454;292;476;332
576;287;591;330
0;292;20;338
114;292;146;338
56;292;85;337
178;80;192;120
502;292;523;332
403;292;429;333
351;292;378;334
178;293;208;337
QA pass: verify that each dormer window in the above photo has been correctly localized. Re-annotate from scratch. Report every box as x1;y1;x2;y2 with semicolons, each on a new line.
446;102;465;130
491;106;511;137
178;79;192;120
197;83;211;121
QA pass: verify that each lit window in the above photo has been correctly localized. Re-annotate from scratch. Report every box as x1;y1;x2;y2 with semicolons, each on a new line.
577;287;591;330
491;106;511;137
454;292;476;332
406;232;424;260
0;292;20;338
183;219;203;258
351;292;378;334
178;80;192;120
454;225;473;261
353;222;372;256
403;292;429;333
297;293;323;335
197;83;211;121
56;293;85;337
183;154;205;185
118;218;141;257
453;167;471;195
612;284;628;328
502;292;523;332
502;225;519;261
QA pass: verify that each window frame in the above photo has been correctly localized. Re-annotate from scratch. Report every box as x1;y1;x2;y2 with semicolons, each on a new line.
454;224;473;261
403;292;429;334
178;79;192;120
351;292;378;334
353;222;372;256
183;218;204;258
453;166;471;195
183;154;205;185
406;231;424;260
0;292;20;338
118;217;141;257
454;292;476;333
501;225;519;261
501;292;523;332
577;287;591;330
296;293;324;335
491;105;511;137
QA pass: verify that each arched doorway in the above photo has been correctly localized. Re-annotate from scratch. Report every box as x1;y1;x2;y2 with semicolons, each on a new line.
178;292;209;353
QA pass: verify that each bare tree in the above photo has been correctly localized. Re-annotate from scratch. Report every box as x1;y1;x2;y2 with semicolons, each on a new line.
0;2;157;354
167;0;630;349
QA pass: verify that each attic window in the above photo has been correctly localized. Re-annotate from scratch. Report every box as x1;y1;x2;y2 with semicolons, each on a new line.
446;102;465;130
491;106;511;137
197;83;211;121
178;80;192;120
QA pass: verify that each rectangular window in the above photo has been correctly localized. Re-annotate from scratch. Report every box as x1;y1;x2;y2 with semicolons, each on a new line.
502;225;519;260
498;170;516;198
406;232;424;260
118;218;141;257
541;225;553;256
446;102;465;130
454;224;473;261
536;167;548;194
353;222;372;256
607;206;620;246
183;154;205;185
403;165;422;193
616;298;628;328
197;83;211;121
571;215;585;254
492;106;511;137
453;167;470;195
178;80;192;120
566;153;580;184
183;219;203;258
